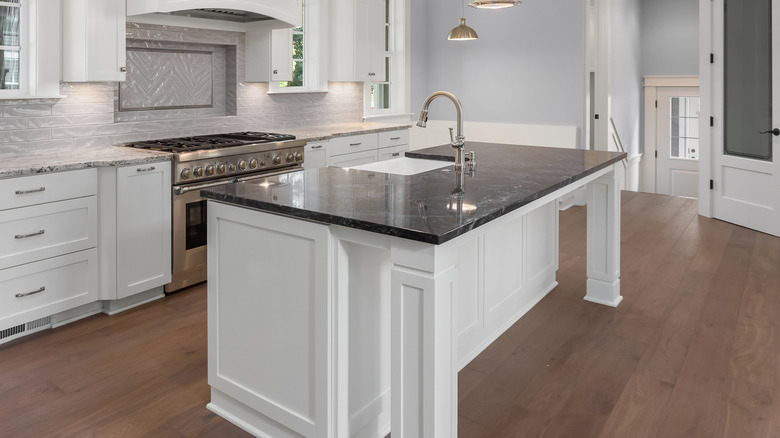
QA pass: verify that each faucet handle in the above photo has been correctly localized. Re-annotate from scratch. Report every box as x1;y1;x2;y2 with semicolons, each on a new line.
449;127;455;144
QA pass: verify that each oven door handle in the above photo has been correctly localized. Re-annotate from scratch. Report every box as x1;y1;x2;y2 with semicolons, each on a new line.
173;178;237;195
233;166;303;183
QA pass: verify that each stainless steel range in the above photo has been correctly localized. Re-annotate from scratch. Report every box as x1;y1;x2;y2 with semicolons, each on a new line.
127;131;306;292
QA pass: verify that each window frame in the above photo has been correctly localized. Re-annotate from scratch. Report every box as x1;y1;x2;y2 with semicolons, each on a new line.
363;0;408;120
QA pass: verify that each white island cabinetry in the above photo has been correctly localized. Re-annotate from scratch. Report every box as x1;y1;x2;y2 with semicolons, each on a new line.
0;170;98;342
99;161;171;308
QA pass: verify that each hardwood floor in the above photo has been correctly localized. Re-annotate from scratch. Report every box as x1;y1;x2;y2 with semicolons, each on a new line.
1;191;778;437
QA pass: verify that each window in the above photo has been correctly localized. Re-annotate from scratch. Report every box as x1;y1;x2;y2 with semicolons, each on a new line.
670;96;700;160
0;0;21;90
270;0;324;93
280;25;304;88
366;0;391;114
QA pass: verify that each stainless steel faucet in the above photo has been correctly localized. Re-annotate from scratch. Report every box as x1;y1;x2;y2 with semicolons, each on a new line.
416;91;466;171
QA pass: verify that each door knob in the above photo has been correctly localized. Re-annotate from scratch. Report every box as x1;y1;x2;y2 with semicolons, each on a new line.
759;128;780;136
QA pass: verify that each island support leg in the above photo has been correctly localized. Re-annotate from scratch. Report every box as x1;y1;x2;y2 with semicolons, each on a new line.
390;242;458;438
585;167;622;307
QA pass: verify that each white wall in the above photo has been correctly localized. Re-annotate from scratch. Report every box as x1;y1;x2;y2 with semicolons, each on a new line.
410;0;586;148
610;0;642;158
641;0;699;76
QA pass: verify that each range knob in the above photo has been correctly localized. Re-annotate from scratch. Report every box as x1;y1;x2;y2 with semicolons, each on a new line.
205;165;215;176
249;158;258;169
285;153;295;163
193;167;204;177
294;152;303;162
180;168;192;180
260;159;267;167
272;155;282;165
238;160;247;171
228;163;237;172
217;163;227;174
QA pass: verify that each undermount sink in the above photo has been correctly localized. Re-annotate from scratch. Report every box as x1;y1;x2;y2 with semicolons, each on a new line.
349;157;451;176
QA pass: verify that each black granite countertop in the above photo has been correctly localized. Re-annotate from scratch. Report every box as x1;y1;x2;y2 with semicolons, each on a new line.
201;143;626;244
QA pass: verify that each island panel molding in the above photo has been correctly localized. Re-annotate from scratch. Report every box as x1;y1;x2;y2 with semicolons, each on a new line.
203;143;626;437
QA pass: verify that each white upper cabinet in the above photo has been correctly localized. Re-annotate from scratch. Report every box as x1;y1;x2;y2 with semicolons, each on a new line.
245;21;296;83
330;0;386;82
62;0;127;82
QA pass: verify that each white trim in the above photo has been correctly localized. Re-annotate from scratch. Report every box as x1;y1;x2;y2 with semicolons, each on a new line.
698;0;713;217
644;75;700;87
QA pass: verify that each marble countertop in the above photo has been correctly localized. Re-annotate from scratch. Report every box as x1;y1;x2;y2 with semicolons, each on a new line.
0;122;410;179
201;143;627;244
285;122;411;142
0;147;172;179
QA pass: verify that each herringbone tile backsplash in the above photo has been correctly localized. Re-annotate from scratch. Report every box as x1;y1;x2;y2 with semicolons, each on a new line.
0;22;364;156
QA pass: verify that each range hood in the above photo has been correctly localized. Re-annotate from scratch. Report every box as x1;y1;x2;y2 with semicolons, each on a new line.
127;0;302;27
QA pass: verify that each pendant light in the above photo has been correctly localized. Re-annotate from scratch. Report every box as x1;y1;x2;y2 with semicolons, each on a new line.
468;0;521;9
448;0;478;41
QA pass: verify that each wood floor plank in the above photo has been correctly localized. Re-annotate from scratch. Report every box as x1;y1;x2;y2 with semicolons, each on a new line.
596;373;674;438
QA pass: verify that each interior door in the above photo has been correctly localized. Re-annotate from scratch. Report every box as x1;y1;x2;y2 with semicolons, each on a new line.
657;88;700;198
712;0;780;236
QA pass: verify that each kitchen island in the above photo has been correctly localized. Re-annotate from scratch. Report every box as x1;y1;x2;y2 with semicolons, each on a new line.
202;143;626;438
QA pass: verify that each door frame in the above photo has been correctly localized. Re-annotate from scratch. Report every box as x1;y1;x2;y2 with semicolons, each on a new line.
641;76;700;193
699;0;714;217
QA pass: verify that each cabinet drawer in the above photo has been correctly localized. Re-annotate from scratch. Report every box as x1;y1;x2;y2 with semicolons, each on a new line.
327;150;378;168
0;168;97;211
378;144;410;161
0;249;98;329
327;134;378;157
0;197;97;270
378;130;410;148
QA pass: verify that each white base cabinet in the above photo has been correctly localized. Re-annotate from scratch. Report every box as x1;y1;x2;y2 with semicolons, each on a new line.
0;169;98;340
99;161;171;301
302;129;410;171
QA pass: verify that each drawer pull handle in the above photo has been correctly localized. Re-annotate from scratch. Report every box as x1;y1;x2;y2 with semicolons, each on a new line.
349;143;362;147
390;137;401;140
15;286;46;298
15;187;46;195
392;152;400;157
15;230;45;239
311;145;323;149
137;166;156;172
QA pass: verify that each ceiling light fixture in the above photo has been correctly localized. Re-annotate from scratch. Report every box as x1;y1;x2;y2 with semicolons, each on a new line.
468;0;521;9
448;1;478;41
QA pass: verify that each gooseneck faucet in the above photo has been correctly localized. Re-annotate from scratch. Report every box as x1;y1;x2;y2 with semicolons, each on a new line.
416;91;466;171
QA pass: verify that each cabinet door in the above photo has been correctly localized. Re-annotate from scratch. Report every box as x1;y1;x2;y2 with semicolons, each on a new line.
116;163;171;299
271;28;293;82
355;0;386;82
303;142;328;170
62;0;126;82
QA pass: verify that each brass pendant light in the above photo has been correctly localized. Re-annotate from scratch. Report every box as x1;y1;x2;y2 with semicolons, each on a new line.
448;0;478;40
468;0;521;9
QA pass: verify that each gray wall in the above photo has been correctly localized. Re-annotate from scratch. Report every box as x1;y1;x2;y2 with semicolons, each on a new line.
410;0;586;148
610;0;643;157
641;0;699;76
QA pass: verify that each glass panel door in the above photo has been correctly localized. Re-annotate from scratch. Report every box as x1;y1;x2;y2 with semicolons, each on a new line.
0;0;21;90
724;0;773;160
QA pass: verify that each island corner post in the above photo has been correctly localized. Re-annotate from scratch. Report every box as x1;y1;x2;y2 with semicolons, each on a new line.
203;145;624;438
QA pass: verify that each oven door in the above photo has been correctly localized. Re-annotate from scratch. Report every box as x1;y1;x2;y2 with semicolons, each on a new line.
168;178;232;292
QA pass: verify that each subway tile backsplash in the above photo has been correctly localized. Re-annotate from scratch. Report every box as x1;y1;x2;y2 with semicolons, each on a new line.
0;23;364;156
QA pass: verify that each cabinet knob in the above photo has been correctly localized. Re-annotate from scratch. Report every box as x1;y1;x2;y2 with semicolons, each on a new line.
120;66;127;72
273;69;278;74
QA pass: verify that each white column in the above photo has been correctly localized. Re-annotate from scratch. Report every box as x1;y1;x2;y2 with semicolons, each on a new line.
585;165;623;307
390;240;458;438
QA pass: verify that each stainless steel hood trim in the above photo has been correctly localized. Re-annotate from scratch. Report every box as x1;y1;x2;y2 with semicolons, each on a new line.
127;0;302;27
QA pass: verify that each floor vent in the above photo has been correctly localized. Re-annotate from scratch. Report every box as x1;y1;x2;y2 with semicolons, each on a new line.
0;316;53;344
